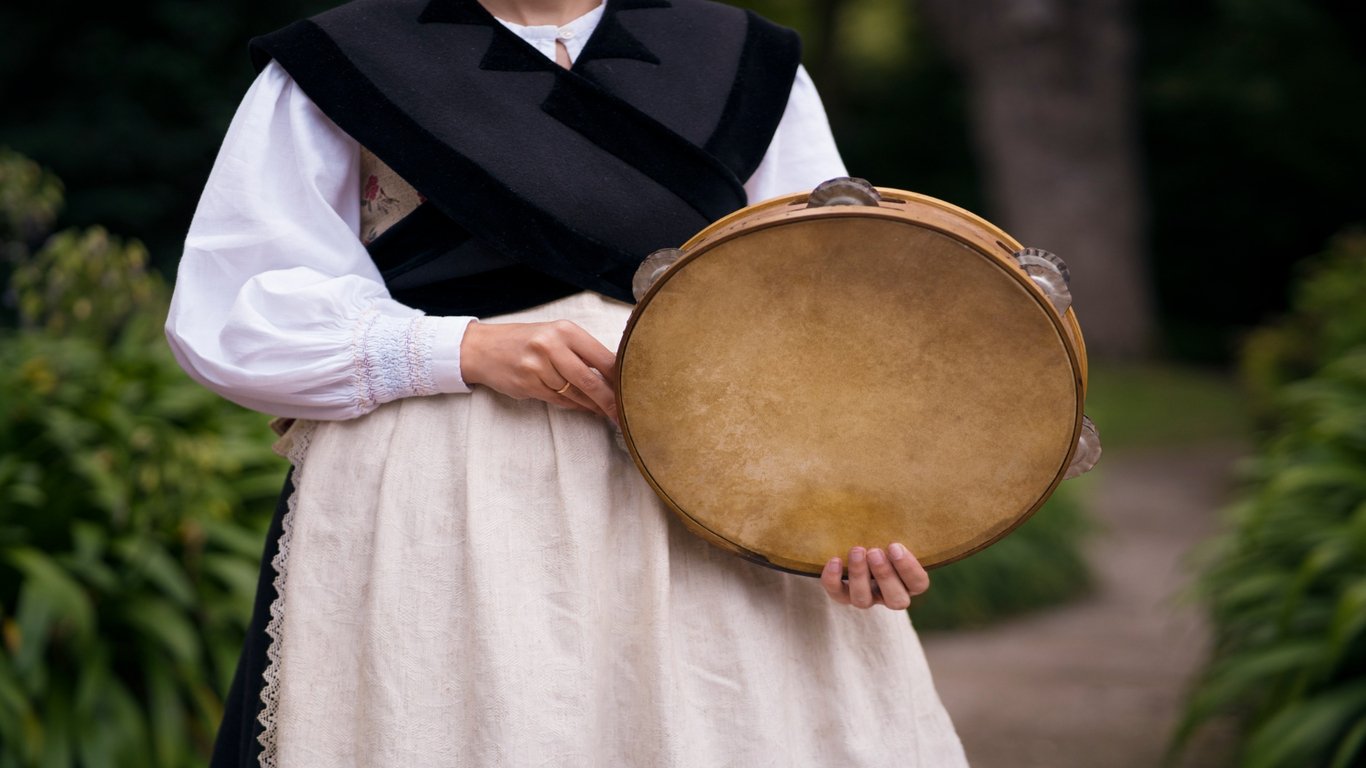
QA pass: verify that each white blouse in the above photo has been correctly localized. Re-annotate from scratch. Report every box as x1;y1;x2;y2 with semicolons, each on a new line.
166;8;848;420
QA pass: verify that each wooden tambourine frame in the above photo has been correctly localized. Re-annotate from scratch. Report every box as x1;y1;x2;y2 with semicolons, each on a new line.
615;182;1098;575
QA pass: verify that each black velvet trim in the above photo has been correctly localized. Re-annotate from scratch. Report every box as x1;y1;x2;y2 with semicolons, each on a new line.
250;21;639;304
573;5;660;68
416;0;492;25
704;10;802;184
421;0;667;70
390;265;583;318
480;32;558;72
420;0;672;27
541;77;744;222
365;201;474;280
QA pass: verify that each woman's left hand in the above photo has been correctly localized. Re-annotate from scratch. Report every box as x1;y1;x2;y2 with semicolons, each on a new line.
820;543;929;610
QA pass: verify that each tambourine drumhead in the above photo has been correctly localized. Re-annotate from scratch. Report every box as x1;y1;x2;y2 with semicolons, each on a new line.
616;188;1087;574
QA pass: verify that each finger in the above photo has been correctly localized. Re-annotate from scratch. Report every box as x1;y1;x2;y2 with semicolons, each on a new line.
541;375;573;398
888;543;930;596
539;366;595;412
870;581;889;607
545;378;599;414
561;322;618;382
548;346;616;422
518;321;613;412
821;557;850;604
867;548;912;610
847;547;874;609
549;359;613;419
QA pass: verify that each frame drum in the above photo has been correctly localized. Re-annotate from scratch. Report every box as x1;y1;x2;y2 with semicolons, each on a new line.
616;179;1100;574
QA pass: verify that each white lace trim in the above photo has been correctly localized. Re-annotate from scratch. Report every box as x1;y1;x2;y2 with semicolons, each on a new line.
349;309;441;413
256;419;317;768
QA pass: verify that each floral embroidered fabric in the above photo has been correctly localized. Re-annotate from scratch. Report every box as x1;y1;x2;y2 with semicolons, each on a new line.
359;148;426;245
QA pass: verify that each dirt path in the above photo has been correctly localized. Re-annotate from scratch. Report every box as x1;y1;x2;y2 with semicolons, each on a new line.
920;443;1244;767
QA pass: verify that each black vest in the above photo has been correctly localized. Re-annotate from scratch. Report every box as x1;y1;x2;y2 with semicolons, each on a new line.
249;0;800;317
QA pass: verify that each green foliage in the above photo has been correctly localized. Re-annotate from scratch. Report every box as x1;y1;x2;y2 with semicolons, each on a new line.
0;0;337;266
0;149;62;246
1177;233;1366;766
1141;0;1366;360
9;228;163;342
1084;363;1248;450
913;485;1091;631
0;152;284;767
1242;232;1366;421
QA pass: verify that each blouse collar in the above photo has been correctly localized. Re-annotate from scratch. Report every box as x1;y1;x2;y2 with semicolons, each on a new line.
494;3;606;64
419;0;670;71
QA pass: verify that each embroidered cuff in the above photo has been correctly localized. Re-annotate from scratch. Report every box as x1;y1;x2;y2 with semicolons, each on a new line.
350;309;444;412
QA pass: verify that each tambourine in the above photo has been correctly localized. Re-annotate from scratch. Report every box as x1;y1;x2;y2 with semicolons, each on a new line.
615;178;1101;575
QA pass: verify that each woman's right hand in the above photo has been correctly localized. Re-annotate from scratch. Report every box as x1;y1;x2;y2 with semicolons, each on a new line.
820;543;929;610
459;320;618;424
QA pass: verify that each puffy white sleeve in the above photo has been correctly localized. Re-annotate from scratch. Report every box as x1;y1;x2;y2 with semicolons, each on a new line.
743;65;849;202
165;61;474;420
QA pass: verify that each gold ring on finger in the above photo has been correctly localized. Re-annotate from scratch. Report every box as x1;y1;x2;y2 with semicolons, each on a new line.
554;382;573;395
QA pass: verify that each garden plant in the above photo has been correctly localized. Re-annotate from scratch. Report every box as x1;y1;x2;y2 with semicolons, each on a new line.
1178;232;1366;767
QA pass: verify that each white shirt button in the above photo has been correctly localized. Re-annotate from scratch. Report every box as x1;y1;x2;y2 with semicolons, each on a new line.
559;29;575;39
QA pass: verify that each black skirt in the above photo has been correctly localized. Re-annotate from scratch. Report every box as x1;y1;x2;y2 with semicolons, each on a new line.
211;471;293;768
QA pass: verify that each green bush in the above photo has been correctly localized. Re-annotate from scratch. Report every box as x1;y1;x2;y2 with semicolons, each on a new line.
912;486;1091;631
1177;232;1366;767
0;150;62;246
0;151;284;767
1241;231;1366;422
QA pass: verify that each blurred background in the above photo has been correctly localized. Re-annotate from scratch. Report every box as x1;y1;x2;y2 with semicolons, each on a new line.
1;0;1363;765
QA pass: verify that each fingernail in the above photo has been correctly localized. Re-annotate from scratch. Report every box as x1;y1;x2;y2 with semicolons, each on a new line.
849;547;865;563
824;557;841;571
889;543;908;560
868;548;886;566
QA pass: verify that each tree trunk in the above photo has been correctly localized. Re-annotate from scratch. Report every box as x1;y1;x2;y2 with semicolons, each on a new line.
920;0;1153;358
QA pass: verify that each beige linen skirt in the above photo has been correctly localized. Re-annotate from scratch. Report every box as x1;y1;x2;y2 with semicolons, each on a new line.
257;291;966;767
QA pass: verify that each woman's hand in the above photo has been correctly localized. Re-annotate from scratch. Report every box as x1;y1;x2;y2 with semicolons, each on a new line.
820;543;929;610
460;320;618;423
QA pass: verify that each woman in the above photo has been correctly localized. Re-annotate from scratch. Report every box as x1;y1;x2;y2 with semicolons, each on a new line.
167;0;968;765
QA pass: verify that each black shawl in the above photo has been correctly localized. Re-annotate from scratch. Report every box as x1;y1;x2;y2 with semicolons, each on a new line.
249;0;801;316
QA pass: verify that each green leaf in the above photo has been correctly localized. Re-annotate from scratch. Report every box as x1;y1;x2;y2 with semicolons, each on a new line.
0;657;37;764
1245;682;1366;768
1326;579;1366;667
1187;642;1325;724
73;653;144;768
145;659;187;768
1213;570;1290;613
122;599;201;667
202;553;261;603
1329;715;1366;768
37;683;74;768
114;537;195;608
200;518;268;559
7;548;95;676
